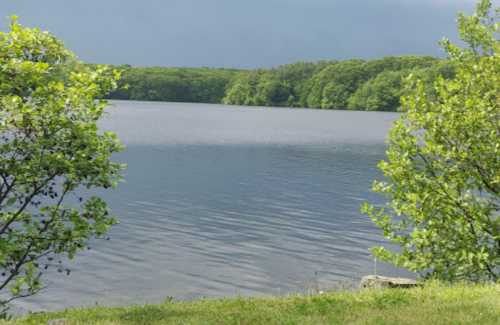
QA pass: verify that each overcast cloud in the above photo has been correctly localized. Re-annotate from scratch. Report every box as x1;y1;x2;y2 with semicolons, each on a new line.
0;0;491;68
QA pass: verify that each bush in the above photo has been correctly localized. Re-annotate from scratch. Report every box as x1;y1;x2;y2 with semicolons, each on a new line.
0;17;123;312
362;0;499;281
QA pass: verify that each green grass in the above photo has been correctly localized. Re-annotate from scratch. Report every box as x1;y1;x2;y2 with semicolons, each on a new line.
4;282;499;325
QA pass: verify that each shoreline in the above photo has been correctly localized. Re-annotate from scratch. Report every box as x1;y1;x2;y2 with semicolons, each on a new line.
106;99;403;115
5;282;499;324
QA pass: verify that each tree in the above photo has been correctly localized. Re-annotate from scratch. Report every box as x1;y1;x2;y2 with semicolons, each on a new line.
362;0;499;282
0;18;123;313
347;70;406;111
223;71;263;106
306;60;366;109
255;73;291;106
110;66;239;104
108;57;448;111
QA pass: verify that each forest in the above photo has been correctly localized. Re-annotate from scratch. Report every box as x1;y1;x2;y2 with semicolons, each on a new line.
106;56;455;111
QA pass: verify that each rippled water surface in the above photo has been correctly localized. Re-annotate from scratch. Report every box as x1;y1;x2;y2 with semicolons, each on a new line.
17;101;411;312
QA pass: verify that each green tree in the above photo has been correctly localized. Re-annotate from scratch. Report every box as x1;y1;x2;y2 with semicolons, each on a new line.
0;18;123;313
347;70;407;111
306;60;366;109
362;0;499;281
110;66;239;104
255;73;291;106
224;62;330;108
223;71;263;106
411;61;456;102
361;56;438;78
108;57;448;111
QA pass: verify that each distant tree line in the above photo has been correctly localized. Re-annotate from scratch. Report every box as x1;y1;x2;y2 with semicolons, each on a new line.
106;56;455;112
106;66;240;103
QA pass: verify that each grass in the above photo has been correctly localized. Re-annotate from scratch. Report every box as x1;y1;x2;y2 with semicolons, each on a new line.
3;282;499;325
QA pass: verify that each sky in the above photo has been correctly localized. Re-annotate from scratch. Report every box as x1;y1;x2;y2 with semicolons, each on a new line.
0;0;487;68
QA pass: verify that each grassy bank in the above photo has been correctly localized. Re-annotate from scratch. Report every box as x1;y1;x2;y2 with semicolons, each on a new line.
3;282;499;325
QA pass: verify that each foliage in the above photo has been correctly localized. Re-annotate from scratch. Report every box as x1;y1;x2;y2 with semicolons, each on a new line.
107;66;239;103
0;18;123;312
222;70;268;106
305;57;439;110
222;62;330;107
105;56;451;112
306;59;366;109
347;70;407;111
222;56;446;111
3;282;499;324
362;0;499;281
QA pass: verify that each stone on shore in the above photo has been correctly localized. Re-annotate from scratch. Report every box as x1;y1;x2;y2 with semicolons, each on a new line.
360;275;419;289
47;319;69;325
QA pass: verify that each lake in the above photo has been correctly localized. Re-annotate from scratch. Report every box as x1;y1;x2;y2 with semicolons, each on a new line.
16;101;411;313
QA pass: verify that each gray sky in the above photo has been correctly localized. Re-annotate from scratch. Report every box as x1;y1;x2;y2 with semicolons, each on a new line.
0;0;484;68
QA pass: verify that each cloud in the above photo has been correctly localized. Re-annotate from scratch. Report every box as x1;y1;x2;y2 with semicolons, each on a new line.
0;0;491;67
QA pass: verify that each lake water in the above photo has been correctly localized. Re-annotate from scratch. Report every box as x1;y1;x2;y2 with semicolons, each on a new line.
15;101;412;313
